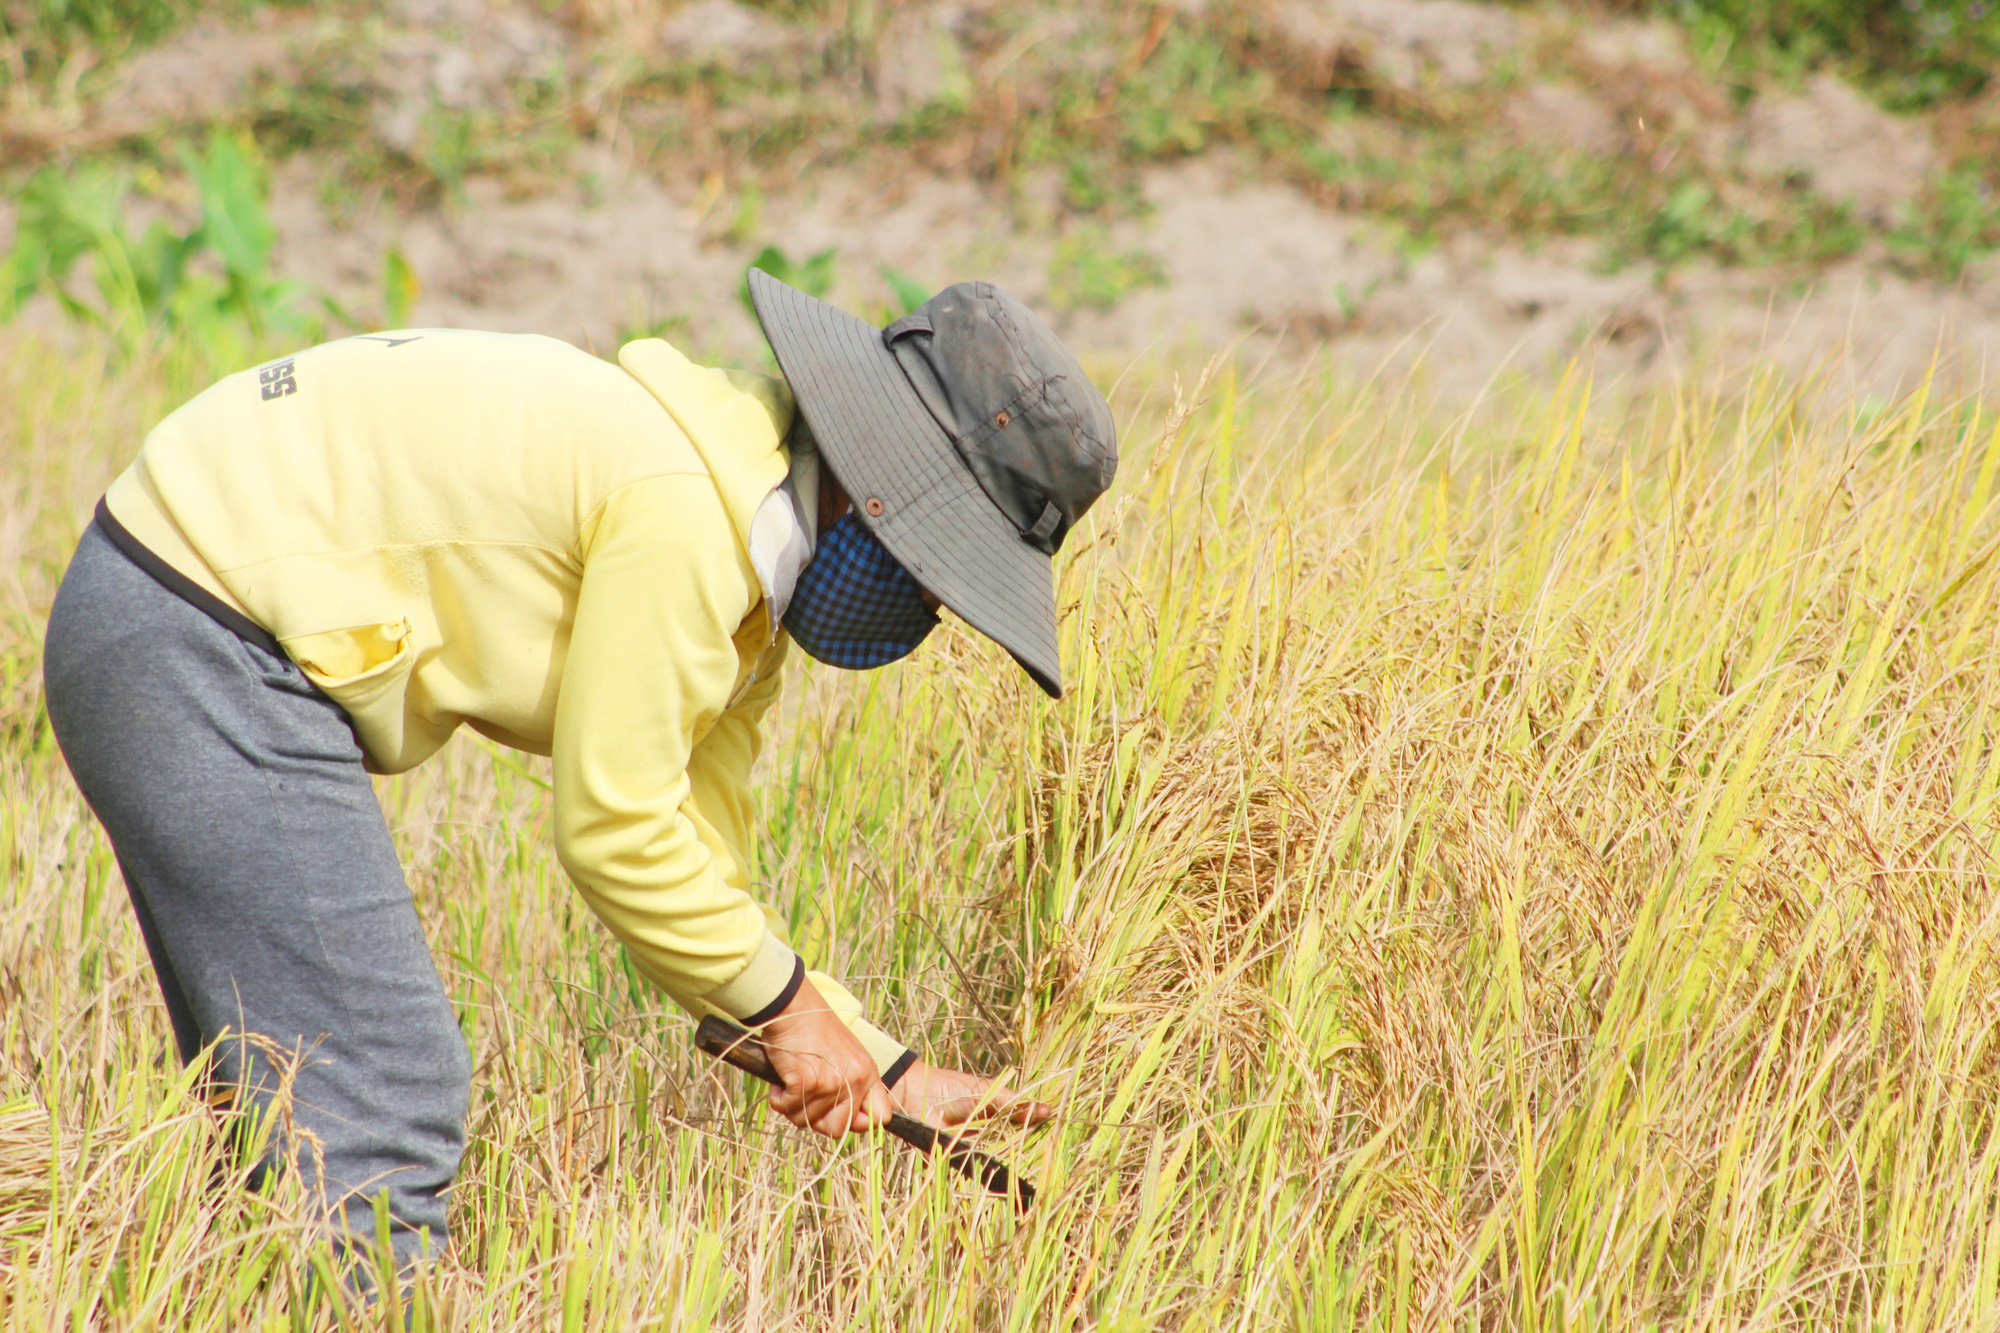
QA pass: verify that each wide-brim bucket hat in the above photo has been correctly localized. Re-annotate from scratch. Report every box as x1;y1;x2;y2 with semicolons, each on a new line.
748;269;1118;698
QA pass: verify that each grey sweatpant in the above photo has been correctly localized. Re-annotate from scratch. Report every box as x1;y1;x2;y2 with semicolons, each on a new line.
42;522;470;1265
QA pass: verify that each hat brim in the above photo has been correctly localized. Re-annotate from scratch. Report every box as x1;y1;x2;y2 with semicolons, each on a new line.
747;268;1063;698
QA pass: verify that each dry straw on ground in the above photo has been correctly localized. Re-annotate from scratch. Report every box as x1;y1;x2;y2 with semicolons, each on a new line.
3;326;2000;1328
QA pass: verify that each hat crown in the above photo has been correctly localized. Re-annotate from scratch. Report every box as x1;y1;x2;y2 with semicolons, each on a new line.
885;282;1117;555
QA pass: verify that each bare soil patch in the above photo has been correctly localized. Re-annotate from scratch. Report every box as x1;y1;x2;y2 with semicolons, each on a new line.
256;146;2000;401
5;1;1996;402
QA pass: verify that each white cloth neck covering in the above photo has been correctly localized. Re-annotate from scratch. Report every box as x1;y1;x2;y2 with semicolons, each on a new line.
746;425;819;629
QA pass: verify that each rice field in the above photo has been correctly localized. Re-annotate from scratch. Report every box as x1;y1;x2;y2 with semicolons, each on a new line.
4;325;2000;1329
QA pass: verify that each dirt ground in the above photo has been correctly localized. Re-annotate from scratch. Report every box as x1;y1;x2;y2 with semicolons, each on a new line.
259;143;2000;401
9;0;1999;401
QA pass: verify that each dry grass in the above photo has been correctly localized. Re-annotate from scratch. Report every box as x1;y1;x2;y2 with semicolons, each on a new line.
4;325;2000;1329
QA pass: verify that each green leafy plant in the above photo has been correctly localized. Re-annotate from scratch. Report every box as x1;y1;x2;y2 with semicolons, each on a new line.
381;247;420;330
0;130;323;351
1644;0;2000;105
615;286;694;351
0;0;191;75
1889;164;2000;277
1046;227;1166;313
1636;182;1749;265
740;244;837;316
723;185;764;247
879;266;930;317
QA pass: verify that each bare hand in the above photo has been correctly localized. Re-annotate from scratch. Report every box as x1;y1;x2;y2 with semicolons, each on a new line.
759;979;897;1138
891;1061;1055;1130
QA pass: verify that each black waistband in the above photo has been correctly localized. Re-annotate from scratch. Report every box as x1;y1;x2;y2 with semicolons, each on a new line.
93;497;284;657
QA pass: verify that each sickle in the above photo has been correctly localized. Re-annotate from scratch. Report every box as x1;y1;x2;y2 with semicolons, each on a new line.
694;1015;1036;1212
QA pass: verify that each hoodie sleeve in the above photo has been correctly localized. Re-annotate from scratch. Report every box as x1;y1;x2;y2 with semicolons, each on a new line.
554;474;802;1022
683;633;915;1080
555;474;913;1078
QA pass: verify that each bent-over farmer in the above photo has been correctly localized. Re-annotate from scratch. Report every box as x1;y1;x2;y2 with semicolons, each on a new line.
41;270;1117;1267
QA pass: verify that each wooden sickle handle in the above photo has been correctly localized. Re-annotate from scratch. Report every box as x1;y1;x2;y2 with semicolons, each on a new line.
694;1015;1035;1211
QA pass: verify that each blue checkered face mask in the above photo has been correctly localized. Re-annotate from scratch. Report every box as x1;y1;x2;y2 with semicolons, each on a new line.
782;514;940;669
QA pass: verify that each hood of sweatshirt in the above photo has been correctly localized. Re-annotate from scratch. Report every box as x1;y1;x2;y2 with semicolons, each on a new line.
618;339;794;546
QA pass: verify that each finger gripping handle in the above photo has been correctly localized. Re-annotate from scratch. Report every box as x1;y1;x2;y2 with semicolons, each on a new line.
695;1014;784;1086
693;1015;1035;1211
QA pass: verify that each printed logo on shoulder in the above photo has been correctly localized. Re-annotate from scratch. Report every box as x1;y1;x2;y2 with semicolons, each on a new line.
258;359;298;401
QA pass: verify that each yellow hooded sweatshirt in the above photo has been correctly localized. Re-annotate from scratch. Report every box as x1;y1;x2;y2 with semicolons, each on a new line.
102;328;909;1073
